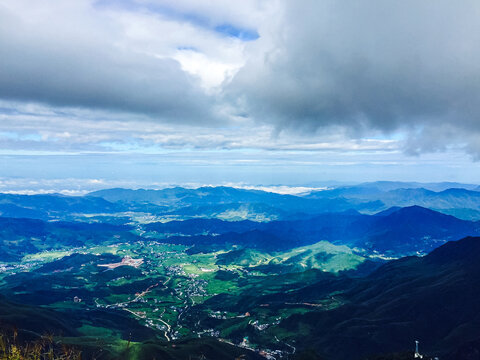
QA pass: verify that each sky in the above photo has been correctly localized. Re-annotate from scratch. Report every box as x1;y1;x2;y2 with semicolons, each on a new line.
1;0;480;193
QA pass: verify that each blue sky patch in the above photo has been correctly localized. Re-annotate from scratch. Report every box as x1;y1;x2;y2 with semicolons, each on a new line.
214;24;259;41
94;0;259;42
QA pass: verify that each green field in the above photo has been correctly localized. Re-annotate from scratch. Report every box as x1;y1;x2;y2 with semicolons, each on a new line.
0;232;364;358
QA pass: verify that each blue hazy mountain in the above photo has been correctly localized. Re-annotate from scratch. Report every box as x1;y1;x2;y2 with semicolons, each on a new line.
88;186;312;206
354;205;480;254
3;183;480;223
87;186;374;219
0;193;123;220
89;184;480;221
1;185;480;256
146;206;480;256
308;181;479;195
308;183;480;220
5;206;474;260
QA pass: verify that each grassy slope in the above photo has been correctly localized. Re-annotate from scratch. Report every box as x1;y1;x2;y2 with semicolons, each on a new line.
216;241;366;273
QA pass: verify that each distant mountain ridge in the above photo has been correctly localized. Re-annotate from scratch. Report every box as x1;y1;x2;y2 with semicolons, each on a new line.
146;205;480;256
0;193;123;220
2;182;480;222
307;183;480;220
88;186;361;220
88;183;480;222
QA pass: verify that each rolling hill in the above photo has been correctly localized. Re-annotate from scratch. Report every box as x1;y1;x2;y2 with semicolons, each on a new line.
274;236;480;359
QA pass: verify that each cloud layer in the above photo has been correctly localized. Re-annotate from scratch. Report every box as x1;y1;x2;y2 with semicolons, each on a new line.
0;0;245;123
228;1;480;143
1;0;480;158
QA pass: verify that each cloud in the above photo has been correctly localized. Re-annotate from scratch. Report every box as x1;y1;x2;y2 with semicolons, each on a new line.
226;0;480;153
0;100;400;156
1;0;480;159
0;0;254;123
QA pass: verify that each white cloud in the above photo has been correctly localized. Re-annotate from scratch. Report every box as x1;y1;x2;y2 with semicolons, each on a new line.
0;100;402;155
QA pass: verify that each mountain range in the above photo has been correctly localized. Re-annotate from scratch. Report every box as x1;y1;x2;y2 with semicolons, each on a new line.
145;205;480;256
2;182;480;359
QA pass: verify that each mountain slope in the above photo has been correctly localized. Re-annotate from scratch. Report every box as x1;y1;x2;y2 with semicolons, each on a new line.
0;295;263;360
356;205;480;254
88;186;367;219
0;193;122;220
0;217;137;261
277;236;480;359
147;206;480;256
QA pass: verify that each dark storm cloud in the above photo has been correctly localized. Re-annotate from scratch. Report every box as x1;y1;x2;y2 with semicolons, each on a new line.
0;2;217;124
227;0;480;141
